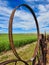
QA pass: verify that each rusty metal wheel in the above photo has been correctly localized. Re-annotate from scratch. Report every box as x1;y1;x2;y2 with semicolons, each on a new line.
8;4;40;65
9;4;39;64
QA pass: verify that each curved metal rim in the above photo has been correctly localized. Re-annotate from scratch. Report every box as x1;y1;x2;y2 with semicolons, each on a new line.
9;4;40;62
0;59;28;65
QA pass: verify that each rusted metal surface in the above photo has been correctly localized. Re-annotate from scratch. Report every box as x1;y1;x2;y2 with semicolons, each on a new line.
0;59;28;65
8;4;40;65
0;4;47;65
47;35;49;41
39;34;47;65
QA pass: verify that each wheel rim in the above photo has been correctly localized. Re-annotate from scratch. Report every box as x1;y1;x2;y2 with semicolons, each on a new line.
9;4;40;64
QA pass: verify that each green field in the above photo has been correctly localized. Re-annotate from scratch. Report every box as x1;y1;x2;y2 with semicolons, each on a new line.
0;34;37;52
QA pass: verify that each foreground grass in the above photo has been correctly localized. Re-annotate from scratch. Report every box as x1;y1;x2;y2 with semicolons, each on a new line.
0;34;37;52
0;42;49;65
0;42;36;65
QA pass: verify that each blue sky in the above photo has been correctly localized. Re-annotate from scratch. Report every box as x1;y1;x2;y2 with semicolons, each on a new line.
0;0;49;33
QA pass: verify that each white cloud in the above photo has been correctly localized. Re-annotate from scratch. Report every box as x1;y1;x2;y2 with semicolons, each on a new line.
38;4;49;13
0;0;37;31
37;4;49;33
0;0;49;33
45;4;49;10
0;6;12;16
13;10;36;30
15;10;34;21
0;6;12;28
0;0;12;33
24;0;46;2
38;5;47;12
13;20;36;30
24;0;39;2
0;0;8;7
0;4;36;31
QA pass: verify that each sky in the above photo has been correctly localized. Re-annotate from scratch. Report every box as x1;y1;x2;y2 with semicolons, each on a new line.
0;0;49;33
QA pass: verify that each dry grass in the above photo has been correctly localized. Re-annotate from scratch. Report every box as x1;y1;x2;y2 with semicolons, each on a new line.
0;42;36;65
0;42;49;65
